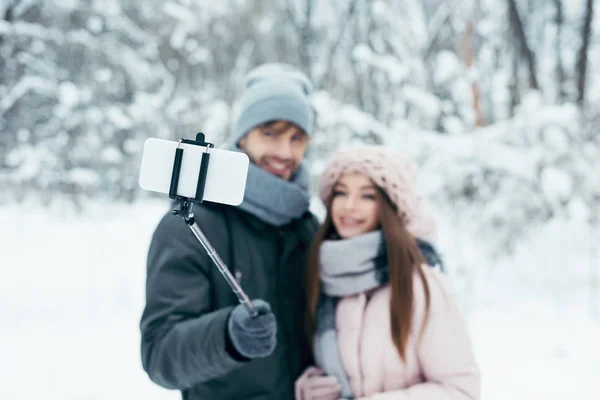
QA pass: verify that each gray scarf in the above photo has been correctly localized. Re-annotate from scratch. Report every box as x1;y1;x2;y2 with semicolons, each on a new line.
314;230;387;400
319;230;388;296
233;146;311;226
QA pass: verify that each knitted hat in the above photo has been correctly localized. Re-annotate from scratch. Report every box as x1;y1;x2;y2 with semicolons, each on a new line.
319;146;436;242
232;63;314;144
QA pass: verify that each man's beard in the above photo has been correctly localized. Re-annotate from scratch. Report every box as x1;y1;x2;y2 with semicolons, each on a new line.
257;156;296;180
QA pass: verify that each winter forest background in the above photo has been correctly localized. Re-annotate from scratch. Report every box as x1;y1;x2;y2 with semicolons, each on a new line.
1;0;599;399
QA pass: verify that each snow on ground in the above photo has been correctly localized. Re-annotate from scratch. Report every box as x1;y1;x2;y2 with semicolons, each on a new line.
0;199;177;400
0;199;598;399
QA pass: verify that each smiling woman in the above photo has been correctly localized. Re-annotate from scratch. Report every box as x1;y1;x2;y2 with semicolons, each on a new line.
239;120;310;181
331;172;381;239
296;146;481;400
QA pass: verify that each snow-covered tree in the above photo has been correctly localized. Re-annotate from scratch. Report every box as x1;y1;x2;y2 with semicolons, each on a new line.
0;1;598;282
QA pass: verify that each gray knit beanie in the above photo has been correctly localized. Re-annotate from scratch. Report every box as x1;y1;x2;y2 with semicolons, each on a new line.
232;63;314;145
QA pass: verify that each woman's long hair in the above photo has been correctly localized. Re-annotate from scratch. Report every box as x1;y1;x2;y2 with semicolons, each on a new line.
305;188;431;362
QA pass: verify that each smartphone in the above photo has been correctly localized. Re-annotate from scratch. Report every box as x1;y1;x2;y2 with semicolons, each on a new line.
139;138;249;206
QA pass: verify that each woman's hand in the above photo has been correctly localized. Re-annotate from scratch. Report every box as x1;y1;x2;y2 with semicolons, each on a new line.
295;366;341;400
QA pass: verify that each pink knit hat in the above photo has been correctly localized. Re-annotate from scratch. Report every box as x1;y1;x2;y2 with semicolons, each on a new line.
319;146;436;242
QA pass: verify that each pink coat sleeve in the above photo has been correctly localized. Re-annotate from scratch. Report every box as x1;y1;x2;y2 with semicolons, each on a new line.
363;268;481;400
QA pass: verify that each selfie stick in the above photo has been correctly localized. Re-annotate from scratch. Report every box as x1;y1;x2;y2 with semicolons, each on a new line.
168;132;258;317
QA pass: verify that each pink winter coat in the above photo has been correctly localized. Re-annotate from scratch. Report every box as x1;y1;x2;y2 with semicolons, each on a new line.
336;266;480;400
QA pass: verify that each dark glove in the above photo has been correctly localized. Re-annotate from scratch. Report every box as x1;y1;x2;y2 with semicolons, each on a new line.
227;299;277;359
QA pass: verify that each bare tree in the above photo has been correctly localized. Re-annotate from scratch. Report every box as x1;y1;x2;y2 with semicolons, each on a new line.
461;0;483;126
577;0;594;106
314;0;358;90
553;0;566;102
286;0;315;73
509;49;520;115
508;0;539;90
285;0;358;90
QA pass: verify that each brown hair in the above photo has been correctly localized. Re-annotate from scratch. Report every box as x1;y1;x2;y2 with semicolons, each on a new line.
305;188;431;361
257;120;305;136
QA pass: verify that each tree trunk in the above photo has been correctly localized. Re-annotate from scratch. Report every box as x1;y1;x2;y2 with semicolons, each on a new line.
462;0;483;126
299;0;314;74
509;51;519;116
0;0;15;46
588;215;600;319
314;0;357;90
577;0;593;106
286;0;316;76
507;0;539;90
554;0;565;102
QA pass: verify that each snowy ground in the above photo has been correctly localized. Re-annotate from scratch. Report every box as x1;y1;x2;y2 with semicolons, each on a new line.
1;199;598;399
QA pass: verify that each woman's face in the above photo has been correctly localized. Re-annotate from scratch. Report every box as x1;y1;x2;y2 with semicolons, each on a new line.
330;172;381;239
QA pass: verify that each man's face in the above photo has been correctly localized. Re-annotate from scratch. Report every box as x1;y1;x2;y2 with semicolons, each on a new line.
238;120;310;181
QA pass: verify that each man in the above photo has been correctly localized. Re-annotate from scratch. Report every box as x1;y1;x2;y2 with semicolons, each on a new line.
140;63;319;400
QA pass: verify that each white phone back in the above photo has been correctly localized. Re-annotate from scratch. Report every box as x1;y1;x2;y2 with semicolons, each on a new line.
139;138;249;206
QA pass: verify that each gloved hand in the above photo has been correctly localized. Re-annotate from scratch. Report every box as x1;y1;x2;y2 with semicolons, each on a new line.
227;299;277;359
295;366;341;400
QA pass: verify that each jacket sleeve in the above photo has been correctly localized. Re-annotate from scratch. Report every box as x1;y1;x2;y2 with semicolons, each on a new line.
362;271;481;400
140;211;246;390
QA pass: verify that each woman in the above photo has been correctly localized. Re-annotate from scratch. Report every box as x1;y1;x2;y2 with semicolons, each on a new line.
295;146;480;400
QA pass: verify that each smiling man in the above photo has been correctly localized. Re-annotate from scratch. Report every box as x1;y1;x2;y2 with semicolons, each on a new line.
140;63;319;400
239;120;307;180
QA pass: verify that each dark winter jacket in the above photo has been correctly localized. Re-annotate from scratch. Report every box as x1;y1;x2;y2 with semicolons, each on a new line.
140;202;319;400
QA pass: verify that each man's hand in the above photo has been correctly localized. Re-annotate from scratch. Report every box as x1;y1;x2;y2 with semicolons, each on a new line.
227;299;277;359
295;366;341;400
